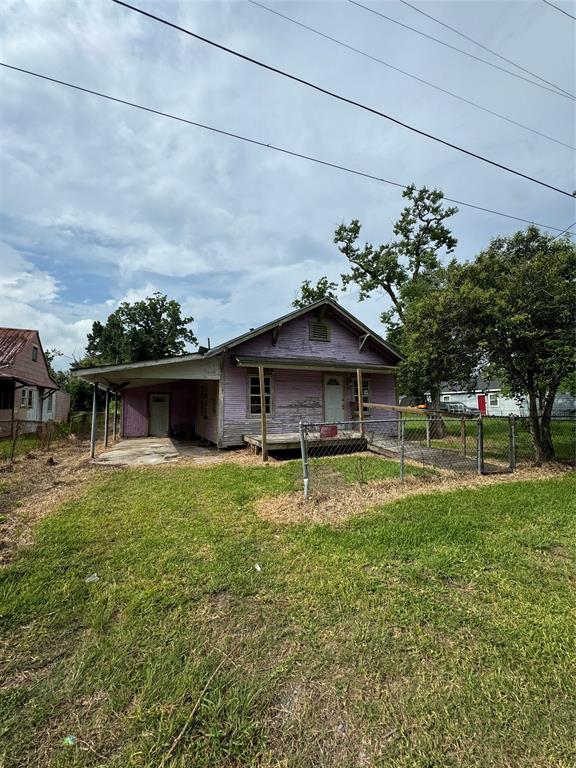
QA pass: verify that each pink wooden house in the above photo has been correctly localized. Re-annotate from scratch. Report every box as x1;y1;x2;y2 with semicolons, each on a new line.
76;299;402;451
0;328;70;435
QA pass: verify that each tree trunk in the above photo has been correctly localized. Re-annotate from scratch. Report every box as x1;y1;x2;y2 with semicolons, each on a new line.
540;385;558;461
528;389;556;463
429;390;446;438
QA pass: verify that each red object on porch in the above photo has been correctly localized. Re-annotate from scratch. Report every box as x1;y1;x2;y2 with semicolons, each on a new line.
320;424;338;438
477;394;487;415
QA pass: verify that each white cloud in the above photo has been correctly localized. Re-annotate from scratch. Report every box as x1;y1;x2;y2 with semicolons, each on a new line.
0;0;573;363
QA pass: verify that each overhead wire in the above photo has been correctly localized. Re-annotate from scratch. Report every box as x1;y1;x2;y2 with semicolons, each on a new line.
110;0;576;198
248;0;574;150
348;0;575;101
398;0;573;97
0;61;570;234
541;0;576;21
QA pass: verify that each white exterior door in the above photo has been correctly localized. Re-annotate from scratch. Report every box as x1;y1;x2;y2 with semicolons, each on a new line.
324;376;345;423
149;394;170;436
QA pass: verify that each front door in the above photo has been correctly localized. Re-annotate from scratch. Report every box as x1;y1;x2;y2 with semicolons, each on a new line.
149;394;170;436
477;393;487;416
324;376;345;423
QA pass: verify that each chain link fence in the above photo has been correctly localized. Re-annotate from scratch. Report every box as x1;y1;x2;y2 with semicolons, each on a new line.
1;409;122;464
299;415;575;498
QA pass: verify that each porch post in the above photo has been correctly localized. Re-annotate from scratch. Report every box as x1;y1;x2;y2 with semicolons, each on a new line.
258;365;268;462
90;383;97;459
38;387;44;424
356;368;364;437
104;388;110;448
112;393;118;442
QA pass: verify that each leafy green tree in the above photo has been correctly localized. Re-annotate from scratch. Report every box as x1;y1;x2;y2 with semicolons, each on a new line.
403;226;575;462
400;262;480;412
457;226;575;462
86;292;197;364
292;277;338;309
334;184;458;348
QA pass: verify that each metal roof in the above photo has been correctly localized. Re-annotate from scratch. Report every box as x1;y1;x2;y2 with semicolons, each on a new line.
0;328;37;367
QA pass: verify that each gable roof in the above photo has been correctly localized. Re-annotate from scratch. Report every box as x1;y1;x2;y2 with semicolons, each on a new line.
74;299;403;382
205;298;404;362
0;327;57;388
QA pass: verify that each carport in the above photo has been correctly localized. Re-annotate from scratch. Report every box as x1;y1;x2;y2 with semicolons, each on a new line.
73;354;221;458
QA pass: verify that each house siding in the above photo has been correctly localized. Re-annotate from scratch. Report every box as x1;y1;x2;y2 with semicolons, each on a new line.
235;311;396;366
221;357;396;447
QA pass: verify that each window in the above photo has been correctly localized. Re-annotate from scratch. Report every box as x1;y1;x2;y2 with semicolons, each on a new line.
489;393;499;406
21;389;33;408
32;345;38;362
442;395;451;402
0;383;13;410
200;384;208;419
353;378;371;416
309;321;330;342
249;374;271;416
46;393;53;413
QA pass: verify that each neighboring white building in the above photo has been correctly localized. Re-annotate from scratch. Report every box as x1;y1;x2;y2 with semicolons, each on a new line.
441;378;576;417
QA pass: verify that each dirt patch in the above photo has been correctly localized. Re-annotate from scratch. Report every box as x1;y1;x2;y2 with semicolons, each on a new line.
255;464;572;525
0;439;116;565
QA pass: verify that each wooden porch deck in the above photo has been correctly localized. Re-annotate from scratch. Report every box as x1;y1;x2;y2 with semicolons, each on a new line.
244;431;365;452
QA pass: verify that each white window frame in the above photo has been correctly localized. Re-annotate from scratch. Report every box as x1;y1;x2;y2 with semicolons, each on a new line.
248;373;271;417
489;393;499;406
46;393;53;413
442;395;451;402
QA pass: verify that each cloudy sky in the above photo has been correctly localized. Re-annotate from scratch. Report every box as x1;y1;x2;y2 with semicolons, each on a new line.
1;0;574;369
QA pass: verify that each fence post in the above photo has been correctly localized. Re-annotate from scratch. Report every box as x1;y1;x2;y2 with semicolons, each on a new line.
476;417;484;475
299;421;310;500
399;418;405;482
461;416;467;456
425;415;431;448
508;415;516;471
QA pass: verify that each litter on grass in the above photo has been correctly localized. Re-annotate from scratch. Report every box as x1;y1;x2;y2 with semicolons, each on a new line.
85;573;100;583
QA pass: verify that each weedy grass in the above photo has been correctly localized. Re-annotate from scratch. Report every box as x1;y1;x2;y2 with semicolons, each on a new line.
0;458;574;767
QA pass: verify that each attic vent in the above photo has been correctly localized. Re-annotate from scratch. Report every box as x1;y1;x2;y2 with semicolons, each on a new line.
309;321;330;342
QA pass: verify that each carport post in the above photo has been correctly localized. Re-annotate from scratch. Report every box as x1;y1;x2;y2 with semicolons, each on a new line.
104;388;110;448
90;383;97;459
112;393;118;442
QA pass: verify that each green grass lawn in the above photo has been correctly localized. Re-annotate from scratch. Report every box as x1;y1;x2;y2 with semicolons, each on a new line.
1;459;575;767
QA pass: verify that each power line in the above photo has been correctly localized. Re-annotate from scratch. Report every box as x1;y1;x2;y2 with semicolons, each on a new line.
399;0;573;98
248;0;574;151
0;62;569;233
111;0;576;199
551;221;576;239
541;0;576;20
348;0;575;101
